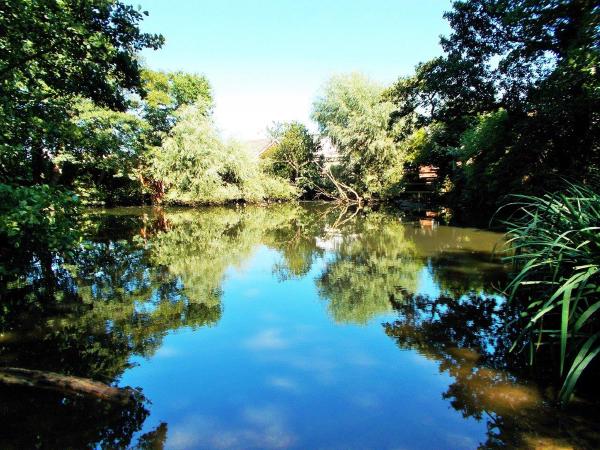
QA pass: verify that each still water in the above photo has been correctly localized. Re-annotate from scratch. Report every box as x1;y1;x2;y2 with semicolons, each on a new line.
0;204;598;449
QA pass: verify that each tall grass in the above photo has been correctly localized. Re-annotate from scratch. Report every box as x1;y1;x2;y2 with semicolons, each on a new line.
501;182;600;403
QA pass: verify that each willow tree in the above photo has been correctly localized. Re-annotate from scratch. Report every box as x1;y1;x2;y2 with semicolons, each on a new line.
150;104;296;205
311;73;406;201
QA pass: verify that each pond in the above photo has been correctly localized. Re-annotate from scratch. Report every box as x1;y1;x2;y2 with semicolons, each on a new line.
0;204;598;449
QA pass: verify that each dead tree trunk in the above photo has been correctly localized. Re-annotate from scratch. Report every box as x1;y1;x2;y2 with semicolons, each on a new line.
0;367;138;405
319;164;363;205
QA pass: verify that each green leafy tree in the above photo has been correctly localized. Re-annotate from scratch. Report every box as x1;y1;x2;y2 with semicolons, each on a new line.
450;108;512;211
312;73;406;200
150;104;296;205
263;121;323;197
140;69;213;145
443;0;599;187
0;0;163;184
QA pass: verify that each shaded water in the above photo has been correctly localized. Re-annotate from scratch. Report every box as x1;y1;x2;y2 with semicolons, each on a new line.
0;204;598;449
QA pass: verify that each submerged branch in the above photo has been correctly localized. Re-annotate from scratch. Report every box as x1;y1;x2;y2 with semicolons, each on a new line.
0;367;138;405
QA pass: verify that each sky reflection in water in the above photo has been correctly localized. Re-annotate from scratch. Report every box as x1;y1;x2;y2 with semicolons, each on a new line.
115;205;505;449
2;204;596;449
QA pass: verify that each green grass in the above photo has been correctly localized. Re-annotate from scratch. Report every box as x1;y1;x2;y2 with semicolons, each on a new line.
500;182;600;403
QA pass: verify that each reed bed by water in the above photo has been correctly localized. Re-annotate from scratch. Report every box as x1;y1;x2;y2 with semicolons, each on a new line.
502;182;600;403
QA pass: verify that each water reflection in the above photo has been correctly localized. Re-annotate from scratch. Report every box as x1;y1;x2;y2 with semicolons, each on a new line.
383;293;599;449
0;212;220;448
0;204;597;449
317;214;421;324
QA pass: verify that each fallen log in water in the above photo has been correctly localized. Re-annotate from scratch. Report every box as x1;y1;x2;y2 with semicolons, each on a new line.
0;367;137;404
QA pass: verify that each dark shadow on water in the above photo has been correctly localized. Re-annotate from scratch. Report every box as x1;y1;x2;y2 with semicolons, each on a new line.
383;292;600;449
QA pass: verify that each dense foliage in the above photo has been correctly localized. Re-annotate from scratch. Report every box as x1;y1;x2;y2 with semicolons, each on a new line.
312;73;405;200
263;121;323;198
386;0;599;221
0;0;163;184
151;105;297;205
503;183;600;403
52;71;215;206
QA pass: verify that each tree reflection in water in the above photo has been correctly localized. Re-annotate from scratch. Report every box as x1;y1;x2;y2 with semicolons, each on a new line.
383;293;600;449
316;213;421;324
0;211;221;448
1;204;598;449
311;209;599;448
0;204;330;448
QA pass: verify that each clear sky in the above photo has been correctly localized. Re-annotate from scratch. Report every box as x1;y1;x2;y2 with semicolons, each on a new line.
127;0;453;140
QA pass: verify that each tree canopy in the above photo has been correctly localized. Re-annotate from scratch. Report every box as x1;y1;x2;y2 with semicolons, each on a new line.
0;0;163;184
312;73;406;200
386;0;599;220
263;121;323;198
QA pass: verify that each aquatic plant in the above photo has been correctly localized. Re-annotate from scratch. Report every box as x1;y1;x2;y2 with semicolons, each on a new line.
502;182;600;403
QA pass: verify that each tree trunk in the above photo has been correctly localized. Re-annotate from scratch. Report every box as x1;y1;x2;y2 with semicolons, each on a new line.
0;367;138;405
31;141;45;184
320;164;363;205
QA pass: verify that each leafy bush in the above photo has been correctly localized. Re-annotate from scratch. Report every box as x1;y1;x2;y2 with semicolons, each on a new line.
245;169;298;204
0;184;79;275
151;104;297;205
502;182;600;402
263;122;323;197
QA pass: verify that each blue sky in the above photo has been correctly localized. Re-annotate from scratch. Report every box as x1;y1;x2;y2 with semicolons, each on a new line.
128;0;453;139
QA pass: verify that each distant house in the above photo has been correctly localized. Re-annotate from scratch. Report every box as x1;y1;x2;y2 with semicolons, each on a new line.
317;136;341;165
418;165;439;184
242;135;342;164
242;139;278;159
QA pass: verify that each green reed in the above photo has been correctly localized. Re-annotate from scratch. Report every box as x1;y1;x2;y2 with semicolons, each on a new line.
500;182;600;403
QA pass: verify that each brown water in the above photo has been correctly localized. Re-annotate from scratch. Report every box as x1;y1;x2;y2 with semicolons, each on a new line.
0;203;598;449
